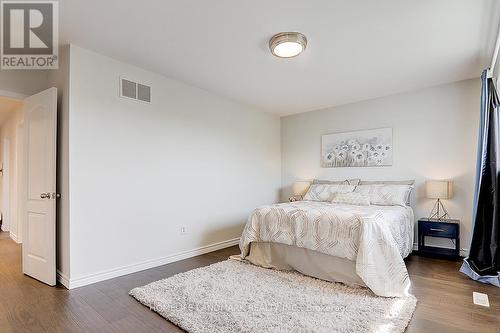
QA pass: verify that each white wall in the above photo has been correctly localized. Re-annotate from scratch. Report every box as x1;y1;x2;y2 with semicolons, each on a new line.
67;45;281;284
0;70;48;98
281;79;480;253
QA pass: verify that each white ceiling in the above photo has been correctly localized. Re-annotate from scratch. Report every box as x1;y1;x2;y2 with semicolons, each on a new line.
59;0;500;115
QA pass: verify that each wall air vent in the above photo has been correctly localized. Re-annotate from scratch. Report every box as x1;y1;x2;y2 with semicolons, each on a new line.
120;77;151;103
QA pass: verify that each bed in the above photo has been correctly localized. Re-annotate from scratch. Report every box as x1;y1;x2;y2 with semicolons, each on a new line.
238;184;415;298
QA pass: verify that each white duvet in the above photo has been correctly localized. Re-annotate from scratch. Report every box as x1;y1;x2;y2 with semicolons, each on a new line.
239;201;414;297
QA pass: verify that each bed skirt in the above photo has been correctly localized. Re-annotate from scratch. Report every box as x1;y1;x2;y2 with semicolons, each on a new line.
246;242;366;287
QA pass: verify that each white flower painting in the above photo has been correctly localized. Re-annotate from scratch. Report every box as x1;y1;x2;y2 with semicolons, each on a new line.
321;128;393;167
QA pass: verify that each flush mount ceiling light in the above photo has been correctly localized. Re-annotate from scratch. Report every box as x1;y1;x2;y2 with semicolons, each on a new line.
269;32;307;58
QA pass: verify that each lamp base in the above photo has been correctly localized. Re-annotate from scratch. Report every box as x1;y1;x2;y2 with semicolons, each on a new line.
428;198;449;220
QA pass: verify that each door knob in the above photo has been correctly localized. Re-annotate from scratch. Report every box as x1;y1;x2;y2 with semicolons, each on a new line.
40;193;50;199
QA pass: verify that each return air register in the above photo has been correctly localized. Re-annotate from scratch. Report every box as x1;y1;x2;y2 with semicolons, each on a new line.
120;77;151;103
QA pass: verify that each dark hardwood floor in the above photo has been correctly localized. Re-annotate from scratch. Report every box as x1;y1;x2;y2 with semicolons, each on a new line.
1;231;499;332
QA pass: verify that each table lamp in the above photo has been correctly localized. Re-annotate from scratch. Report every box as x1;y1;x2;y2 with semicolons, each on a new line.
426;180;453;220
291;181;310;201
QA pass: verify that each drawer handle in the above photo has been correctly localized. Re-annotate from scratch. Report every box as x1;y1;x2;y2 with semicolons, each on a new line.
430;228;445;232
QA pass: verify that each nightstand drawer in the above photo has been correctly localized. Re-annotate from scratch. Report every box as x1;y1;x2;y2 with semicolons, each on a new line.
420;222;457;238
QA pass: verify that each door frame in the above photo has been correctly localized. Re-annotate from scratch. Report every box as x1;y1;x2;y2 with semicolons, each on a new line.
2;138;10;233
15;121;24;243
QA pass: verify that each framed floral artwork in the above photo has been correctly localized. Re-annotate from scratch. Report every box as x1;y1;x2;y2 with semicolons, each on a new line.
321;128;393;167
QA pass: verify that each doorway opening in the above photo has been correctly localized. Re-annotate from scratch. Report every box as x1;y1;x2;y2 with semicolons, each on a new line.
0;88;58;287
0;96;24;245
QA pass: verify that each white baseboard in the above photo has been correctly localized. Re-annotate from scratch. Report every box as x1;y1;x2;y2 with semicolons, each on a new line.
412;242;469;257
9;232;21;244
59;237;240;289
56;270;70;289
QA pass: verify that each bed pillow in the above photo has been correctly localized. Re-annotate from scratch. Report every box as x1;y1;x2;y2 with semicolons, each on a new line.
354;184;413;206
312;178;361;185
331;192;371;206
303;184;356;202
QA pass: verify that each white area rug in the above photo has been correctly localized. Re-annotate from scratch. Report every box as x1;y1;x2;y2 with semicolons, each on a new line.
130;260;417;333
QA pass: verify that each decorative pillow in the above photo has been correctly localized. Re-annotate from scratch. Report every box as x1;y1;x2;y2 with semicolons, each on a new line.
312;178;361;185
331;192;371;206
354;184;413;206
359;180;415;205
303;184;356;202
359;180;415;185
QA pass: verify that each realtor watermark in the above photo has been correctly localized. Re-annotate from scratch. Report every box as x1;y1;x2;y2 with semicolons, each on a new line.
1;1;58;69
149;301;347;314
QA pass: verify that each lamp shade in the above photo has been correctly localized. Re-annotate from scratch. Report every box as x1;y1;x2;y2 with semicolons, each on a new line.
426;180;453;199
293;181;310;196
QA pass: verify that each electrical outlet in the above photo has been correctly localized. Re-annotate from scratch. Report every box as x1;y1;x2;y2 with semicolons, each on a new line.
180;225;188;235
473;292;490;307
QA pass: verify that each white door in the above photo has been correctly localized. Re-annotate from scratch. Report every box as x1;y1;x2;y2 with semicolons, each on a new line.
22;87;57;286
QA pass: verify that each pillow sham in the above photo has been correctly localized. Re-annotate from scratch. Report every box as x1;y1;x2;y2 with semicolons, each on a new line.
303;184;356;202
354;184;413;206
331;192;371;206
312;178;361;185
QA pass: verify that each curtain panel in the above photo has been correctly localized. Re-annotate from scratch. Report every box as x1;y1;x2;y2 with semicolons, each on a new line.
460;69;500;287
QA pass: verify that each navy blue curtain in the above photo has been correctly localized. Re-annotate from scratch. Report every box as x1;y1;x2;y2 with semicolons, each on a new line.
460;69;500;287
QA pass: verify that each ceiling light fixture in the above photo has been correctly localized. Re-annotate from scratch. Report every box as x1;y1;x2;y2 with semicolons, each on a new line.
269;32;307;58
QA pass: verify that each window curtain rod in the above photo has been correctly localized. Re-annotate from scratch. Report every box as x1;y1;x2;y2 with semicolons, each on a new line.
487;23;500;78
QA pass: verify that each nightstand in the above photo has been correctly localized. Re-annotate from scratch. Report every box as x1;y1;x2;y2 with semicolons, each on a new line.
417;218;460;260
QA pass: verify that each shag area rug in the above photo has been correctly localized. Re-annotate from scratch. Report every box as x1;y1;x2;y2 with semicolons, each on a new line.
130;260;417;333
